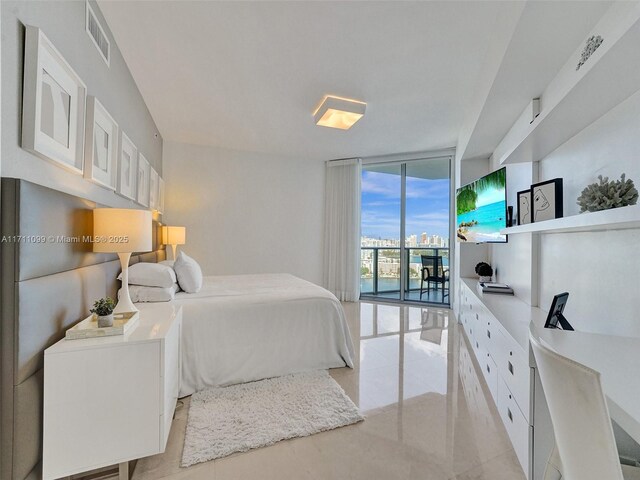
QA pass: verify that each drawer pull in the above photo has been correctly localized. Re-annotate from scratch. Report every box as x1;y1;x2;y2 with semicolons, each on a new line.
509;351;513;357
476;313;479;320
508;361;514;375
486;364;491;374
476;341;479;349
507;408;513;423
487;330;491;339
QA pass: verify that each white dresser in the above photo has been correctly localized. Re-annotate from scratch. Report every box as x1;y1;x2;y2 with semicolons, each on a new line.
457;277;547;480
43;303;182;480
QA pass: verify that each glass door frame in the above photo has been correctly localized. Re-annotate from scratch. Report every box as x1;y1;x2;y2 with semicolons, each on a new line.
360;152;454;306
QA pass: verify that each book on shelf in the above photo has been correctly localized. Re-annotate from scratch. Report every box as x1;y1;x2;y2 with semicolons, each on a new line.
478;282;514;295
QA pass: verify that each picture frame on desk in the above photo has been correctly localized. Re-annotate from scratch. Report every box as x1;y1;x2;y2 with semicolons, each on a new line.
531;178;563;222
517;189;532;225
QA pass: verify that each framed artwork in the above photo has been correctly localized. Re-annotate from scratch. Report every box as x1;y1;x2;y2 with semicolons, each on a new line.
517;189;532;225
118;132;137;200
137;154;150;207
84;97;118;189
149;167;159;210
21;26;87;174
531;178;563;222
158;177;165;214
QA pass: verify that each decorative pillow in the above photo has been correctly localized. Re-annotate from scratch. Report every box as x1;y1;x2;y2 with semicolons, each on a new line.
174;251;203;293
159;260;175;268
118;262;176;288
119;283;179;303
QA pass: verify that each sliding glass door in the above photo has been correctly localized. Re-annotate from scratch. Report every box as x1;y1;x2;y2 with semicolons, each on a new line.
361;157;451;305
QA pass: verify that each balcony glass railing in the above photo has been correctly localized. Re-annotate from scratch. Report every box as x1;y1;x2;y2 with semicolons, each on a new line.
360;247;450;304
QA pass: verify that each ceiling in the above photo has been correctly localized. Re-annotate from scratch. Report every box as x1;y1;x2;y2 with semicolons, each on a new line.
99;1;611;162
461;0;612;161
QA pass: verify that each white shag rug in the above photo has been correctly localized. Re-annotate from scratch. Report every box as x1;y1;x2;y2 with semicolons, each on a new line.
181;370;363;467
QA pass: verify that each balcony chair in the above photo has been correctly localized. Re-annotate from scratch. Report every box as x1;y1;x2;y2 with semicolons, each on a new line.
530;333;640;480
419;255;449;301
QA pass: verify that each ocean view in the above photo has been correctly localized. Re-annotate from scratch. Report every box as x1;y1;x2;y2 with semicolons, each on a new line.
456;200;507;243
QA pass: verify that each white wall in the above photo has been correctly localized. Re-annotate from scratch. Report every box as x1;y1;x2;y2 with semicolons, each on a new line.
536;90;640;337
162;141;325;285
1;1;162;207
491;88;640;337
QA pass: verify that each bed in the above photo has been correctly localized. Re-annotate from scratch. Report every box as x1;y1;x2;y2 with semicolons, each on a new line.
174;273;354;396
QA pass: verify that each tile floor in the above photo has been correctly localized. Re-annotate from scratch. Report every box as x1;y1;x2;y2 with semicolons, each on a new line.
129;301;525;480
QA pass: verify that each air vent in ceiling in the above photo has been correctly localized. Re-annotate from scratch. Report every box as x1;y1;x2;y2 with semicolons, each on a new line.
86;1;110;67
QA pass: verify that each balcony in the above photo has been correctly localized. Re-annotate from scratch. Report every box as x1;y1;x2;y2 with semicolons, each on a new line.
360;247;450;305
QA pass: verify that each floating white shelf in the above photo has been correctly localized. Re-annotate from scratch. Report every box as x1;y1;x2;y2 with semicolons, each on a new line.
498;15;640;166
501;205;640;235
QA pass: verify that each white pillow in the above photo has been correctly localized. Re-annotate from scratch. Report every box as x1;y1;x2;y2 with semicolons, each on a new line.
119;283;179;303
159;260;175;268
118;262;176;288
174;251;203;293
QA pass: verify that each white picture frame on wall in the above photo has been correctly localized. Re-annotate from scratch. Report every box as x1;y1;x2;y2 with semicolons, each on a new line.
21;26;87;174
84;97;118;189
137;154;150;207
149;167;159;210
158;177;165;214
118;131;137;200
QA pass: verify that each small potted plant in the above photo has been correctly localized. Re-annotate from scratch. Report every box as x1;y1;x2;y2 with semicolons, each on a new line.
475;262;494;283
90;297;116;328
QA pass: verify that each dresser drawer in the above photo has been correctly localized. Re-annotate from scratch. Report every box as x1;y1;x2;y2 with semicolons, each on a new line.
480;353;498;400
498;378;530;474
494;329;531;422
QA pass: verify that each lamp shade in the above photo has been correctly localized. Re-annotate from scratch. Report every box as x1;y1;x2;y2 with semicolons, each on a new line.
162;226;186;245
93;208;152;253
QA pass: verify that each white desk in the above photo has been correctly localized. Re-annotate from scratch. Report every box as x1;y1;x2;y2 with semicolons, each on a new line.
532;323;640;445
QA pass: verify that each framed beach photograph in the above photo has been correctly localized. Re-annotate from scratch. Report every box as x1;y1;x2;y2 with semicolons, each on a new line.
84;97;118;189
149;167;159;210
21;26;87;174
531;178;563;222
118;131;137;200
517;189;532;225
137;154;150;207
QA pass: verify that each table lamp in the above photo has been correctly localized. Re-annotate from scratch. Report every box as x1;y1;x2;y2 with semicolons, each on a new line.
162;225;186;260
93;208;152;313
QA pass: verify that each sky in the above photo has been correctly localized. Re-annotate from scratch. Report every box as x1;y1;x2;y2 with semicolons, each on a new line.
476;186;505;208
361;170;450;240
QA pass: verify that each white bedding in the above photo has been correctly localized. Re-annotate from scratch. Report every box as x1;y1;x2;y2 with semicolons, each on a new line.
174;273;355;396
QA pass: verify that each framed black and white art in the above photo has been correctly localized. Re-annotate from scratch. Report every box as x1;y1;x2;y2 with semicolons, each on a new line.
21;26;87;174
517;189;532;225
149;167;159;211
137;154;150;207
118;132;137;200
84;97;118;189
158;178;165;214
531;178;563;222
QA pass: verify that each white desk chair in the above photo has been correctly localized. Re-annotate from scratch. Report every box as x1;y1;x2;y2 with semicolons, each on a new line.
530;333;640;480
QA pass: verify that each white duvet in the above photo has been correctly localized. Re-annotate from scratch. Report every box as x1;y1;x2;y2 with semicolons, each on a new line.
174;273;355;396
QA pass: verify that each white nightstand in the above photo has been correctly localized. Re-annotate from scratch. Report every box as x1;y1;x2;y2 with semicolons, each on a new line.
43;303;182;480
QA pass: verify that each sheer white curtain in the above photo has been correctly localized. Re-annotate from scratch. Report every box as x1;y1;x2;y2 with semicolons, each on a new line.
323;158;361;302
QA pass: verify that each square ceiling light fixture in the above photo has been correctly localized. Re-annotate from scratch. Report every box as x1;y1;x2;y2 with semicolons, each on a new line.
313;95;366;130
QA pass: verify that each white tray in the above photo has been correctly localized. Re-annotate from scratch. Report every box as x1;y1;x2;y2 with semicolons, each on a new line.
65;311;140;340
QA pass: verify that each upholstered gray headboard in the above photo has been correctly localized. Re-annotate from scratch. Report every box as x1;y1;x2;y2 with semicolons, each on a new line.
0;178;166;480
